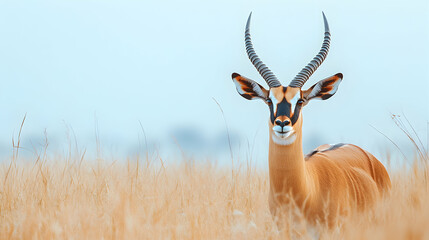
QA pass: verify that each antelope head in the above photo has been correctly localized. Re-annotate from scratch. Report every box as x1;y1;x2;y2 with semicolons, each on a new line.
232;12;343;146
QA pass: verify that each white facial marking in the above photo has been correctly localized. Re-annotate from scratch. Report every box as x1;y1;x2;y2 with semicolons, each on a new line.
272;125;296;145
274;130;294;138
272;132;297;145
272;125;293;132
269;91;279;112
290;91;301;114
272;125;282;132
282;126;293;132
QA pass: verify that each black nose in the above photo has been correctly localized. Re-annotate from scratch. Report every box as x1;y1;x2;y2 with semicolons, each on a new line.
275;119;290;127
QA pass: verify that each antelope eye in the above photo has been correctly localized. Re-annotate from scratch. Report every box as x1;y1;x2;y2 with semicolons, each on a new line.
297;99;305;105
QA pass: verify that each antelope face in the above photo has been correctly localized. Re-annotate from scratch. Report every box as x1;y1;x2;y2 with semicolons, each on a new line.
232;73;343;145
231;12;343;145
268;86;302;145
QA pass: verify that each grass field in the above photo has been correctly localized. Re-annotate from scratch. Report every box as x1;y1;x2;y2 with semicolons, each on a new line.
1;116;428;240
0;151;428;239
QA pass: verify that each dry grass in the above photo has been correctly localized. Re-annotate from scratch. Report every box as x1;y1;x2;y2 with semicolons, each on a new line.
1;115;428;239
0;152;428;240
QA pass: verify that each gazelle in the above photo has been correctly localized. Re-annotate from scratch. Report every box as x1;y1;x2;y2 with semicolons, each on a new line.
232;13;391;227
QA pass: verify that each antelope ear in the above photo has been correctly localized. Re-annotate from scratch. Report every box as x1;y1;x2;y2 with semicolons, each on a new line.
232;73;268;101
302;73;343;102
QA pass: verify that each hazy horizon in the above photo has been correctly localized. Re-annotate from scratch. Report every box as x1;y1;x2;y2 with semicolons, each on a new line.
0;0;428;164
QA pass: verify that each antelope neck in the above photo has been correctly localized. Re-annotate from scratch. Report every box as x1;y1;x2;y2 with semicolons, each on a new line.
268;126;309;198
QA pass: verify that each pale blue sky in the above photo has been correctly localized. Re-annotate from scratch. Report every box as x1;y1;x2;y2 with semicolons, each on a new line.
0;0;428;163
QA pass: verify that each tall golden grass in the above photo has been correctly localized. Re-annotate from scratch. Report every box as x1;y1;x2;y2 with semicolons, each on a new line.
1;117;428;239
1;154;428;239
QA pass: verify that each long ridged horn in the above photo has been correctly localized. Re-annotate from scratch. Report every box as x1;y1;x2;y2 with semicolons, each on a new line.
289;12;331;88
245;13;282;88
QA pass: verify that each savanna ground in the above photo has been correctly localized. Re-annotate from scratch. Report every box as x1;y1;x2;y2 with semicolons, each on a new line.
1;117;428;239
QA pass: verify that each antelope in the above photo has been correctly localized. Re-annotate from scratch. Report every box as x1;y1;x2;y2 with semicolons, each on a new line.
231;13;391;228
